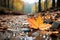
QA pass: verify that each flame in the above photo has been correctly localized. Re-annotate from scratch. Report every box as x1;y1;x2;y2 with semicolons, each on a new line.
27;14;51;30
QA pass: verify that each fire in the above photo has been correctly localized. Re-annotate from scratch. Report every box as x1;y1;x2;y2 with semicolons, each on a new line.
27;14;51;30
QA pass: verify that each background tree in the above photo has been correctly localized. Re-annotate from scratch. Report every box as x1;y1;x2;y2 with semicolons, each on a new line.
52;0;55;8
13;0;24;11
38;0;41;12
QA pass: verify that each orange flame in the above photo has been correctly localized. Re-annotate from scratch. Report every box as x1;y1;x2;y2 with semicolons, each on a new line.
27;14;51;30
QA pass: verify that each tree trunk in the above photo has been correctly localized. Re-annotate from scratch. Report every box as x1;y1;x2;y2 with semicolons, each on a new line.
44;0;48;11
57;0;60;8
52;0;55;8
38;0;41;12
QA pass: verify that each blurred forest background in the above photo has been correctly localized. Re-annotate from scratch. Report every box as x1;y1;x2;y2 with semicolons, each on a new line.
0;0;57;14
